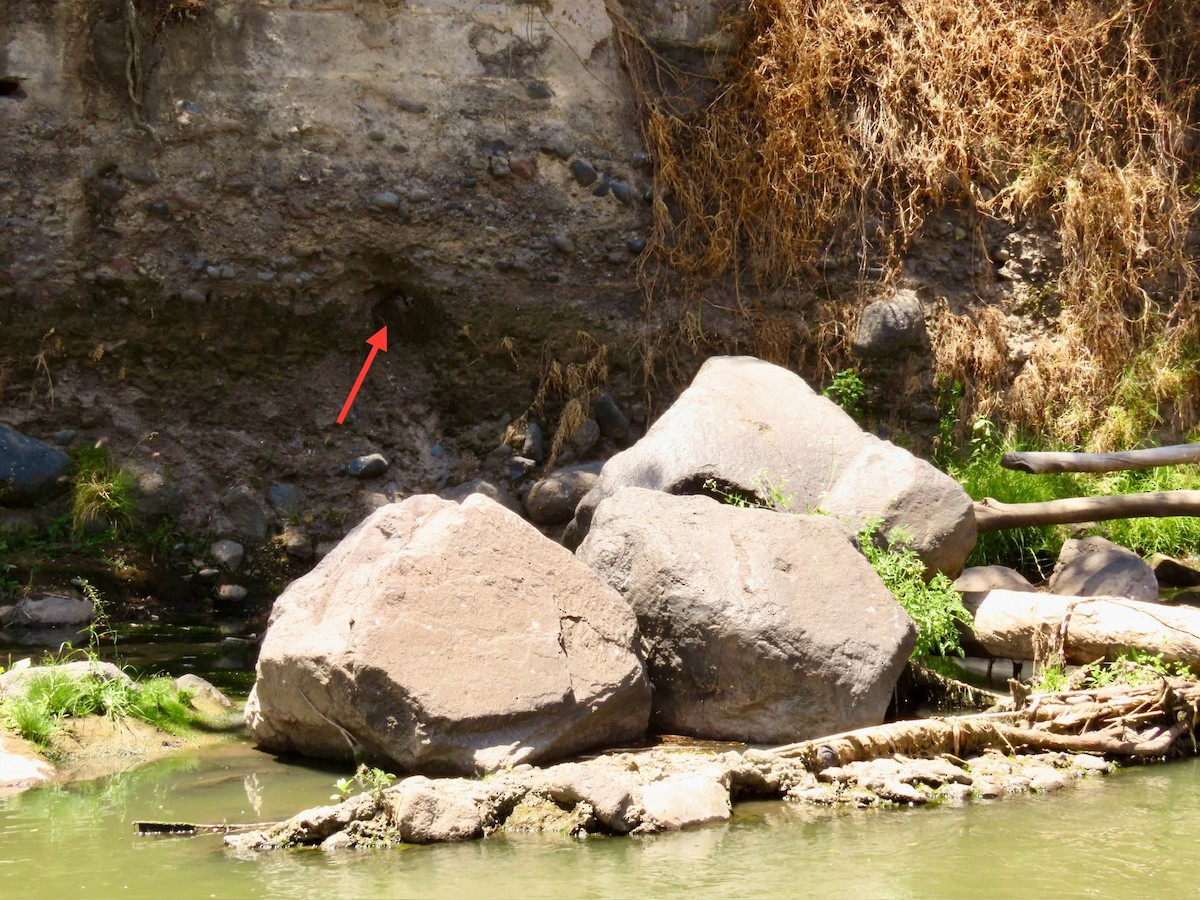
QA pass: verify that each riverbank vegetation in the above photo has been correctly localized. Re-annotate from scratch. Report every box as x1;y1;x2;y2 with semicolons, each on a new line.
942;428;1200;576
622;0;1200;452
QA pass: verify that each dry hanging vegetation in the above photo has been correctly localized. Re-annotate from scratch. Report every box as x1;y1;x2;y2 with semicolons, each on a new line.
618;0;1200;449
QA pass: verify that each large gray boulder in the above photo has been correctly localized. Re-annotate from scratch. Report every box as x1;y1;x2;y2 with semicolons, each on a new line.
576;488;916;743
566;356;975;576
1047;537;1159;602
247;494;651;776
0;424;70;507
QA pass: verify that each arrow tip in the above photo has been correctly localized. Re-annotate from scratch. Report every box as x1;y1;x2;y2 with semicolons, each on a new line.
367;326;388;352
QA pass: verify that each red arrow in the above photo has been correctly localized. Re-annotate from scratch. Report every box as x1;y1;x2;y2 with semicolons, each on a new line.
337;326;388;424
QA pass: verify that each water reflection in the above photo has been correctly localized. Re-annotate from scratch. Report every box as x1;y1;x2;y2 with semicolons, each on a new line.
2;745;1198;899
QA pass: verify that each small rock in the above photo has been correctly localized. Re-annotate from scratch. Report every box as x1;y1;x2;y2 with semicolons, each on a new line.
641;775;731;830
593;394;630;442
396;99;429;114
871;780;927;805
370;192;400;211
522;423;545;463
567;418;601;455
181;288;206;303
1048;536;1159;602
551;234;574;255
216;585;249;602
940;783;973;803
174;674;232;708
119;163;158;185
267;482;302;517
525;81;552;99
626;238;646;254
221;485;269;541
280;526;313;560
569;159;597;187
1072;754;1110;774
146;201;172;219
509;158;536;180
347;453;389;478
52;430;76;447
197;568;220;581
210;539;245;573
851;289;928;358
524;462;603;525
610;181;632;204
1150;554;1200;588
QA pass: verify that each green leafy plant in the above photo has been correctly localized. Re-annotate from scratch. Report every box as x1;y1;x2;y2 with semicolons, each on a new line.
703;472;796;512
0;668;200;749
857;521;973;659
1033;650;1194;693
824;369;866;421
70;446;135;536
332;763;396;801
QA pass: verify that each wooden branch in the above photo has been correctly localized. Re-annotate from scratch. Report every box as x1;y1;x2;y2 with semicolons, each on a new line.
1001;443;1200;474
136;820;278;836
973;491;1200;532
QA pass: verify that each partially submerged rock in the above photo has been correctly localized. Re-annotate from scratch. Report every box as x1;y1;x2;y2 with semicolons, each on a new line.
0;594;95;628
247;494;651;775
225;742;1116;853
0;732;55;795
566;356;975;576
577;488;915;743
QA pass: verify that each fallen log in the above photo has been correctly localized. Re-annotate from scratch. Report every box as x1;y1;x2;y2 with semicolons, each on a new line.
1001;443;1200;475
973;491;1200;532
964;589;1200;668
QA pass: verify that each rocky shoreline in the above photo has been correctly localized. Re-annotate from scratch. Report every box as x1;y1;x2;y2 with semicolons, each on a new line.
225;739;1116;853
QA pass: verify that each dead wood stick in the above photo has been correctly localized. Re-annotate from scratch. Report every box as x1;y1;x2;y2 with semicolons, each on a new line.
1003;722;1189;757
135;820;278;836
974;491;1200;532
1001;444;1200;474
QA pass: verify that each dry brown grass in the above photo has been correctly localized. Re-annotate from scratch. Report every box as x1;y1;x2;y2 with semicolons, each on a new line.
618;0;1200;448
507;332;610;467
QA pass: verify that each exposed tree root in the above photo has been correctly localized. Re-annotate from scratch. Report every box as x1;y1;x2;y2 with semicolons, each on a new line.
770;680;1200;766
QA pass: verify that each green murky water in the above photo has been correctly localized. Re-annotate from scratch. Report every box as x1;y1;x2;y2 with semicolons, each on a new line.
3;741;1199;899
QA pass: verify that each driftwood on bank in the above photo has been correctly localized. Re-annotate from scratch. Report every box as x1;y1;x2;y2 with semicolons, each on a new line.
1001;443;1200;475
973;491;1200;532
965;589;1200;668
769;679;1200;766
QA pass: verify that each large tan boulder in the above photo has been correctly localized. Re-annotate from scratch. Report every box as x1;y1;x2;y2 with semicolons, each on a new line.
247;494;651;775
566;356;975;576
576;488;916;743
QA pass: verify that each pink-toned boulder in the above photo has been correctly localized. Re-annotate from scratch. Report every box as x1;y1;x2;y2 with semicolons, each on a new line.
566;356;976;576
247;494;650;776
